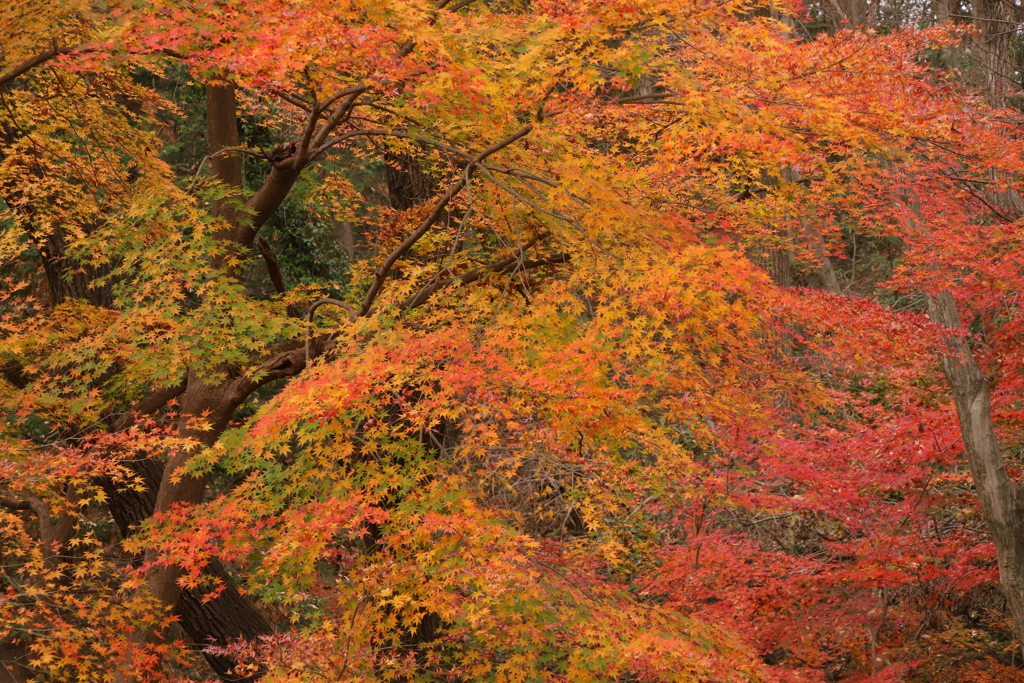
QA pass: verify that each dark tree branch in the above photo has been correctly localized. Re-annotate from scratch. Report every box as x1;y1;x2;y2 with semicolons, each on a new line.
271;88;311;111
257;238;288;296
310;127;394;158
305;298;357;363
225;340;310;407
0;496;31;511
358;125;533;316
309;87;367;155
0;45;91;88
256;238;303;318
319;84;370;119
447;0;482;13
400;251;569;310
110;380;188;432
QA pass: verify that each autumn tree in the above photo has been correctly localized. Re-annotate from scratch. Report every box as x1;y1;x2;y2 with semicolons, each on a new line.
4;1;1024;682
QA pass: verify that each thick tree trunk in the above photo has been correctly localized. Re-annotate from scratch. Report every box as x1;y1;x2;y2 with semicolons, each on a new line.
928;291;1024;651
206;84;244;232
38;228;114;307
116;81;317;681
102;442;272;681
823;0;873;30
385;151;438;210
972;0;1015;104
16;211;275;682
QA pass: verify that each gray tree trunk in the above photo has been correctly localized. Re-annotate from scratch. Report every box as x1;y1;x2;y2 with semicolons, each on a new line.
928;291;1024;651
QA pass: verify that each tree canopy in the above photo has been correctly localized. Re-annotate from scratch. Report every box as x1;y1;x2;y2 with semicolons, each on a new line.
4;0;1024;682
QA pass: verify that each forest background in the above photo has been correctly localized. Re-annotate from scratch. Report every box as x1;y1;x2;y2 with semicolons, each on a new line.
4;0;1024;682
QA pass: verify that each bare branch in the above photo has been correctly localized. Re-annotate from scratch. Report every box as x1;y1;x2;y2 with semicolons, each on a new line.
0;44;189;89
257;238;287;295
606;92;674;105
477;168;576;224
320;83;370;114
271;88;312;112
296;105;324;160
358;125;533;316
311;126;562;198
401;247;568;310
0;496;31;511
311;128;391;158
257;237;303;318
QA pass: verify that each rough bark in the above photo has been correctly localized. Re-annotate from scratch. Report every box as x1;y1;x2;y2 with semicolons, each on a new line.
107;77;528;680
823;0;874;30
103;451;272;682
37;228;114;307
385;150;439;210
337;220;356;258
972;0;1015;104
0;82;279;680
928;291;1024;651
933;0;956;24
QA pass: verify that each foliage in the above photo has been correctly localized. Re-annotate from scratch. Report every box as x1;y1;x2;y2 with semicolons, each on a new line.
3;0;1024;682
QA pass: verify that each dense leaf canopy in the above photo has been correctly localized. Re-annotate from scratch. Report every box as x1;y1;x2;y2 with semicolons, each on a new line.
3;1;1024;682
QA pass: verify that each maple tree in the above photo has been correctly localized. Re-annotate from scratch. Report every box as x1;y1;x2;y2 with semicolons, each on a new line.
4;0;1024;682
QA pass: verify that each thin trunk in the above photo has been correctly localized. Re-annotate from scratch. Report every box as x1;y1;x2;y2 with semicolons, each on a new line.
928;291;1024;651
934;0;956;23
804;223;841;293
338;220;355;259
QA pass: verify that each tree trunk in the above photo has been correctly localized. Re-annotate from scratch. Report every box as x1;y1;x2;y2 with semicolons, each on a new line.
972;0;1015;104
928;291;1024;651
0;641;32;683
933;0;956;24
102;456;273;681
1;84;278;679
206;84;245;232
823;0;873;30
385;151;438;210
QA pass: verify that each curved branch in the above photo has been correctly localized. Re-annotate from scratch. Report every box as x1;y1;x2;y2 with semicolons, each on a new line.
309;85;369;154
358;124;533;316
305;298;357;363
